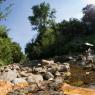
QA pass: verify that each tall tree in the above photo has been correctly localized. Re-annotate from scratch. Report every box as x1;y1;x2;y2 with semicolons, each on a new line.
29;2;56;32
82;4;95;34
11;42;23;63
25;2;56;60
0;0;23;64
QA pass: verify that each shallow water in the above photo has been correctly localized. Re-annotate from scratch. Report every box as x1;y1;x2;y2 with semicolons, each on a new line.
68;63;95;88
88;83;95;89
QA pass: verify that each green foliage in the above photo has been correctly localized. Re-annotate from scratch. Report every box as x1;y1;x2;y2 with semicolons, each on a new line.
26;2;95;60
29;2;56;32
0;1;23;65
0;38;12;64
0;26;12;64
0;25;23;65
26;2;57;60
25;43;41;59
82;4;95;34
0;0;13;20
11;42;23;63
39;28;56;57
25;28;57;59
72;81;84;87
53;18;86;54
0;25;8;38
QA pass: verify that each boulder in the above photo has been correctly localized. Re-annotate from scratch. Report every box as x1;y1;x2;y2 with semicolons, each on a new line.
32;67;46;73
49;82;61;91
27;83;38;92
42;60;55;66
83;64;95;70
11;78;27;84
22;67;32;72
43;72;54;80
57;63;70;72
11;64;20;70
0;70;18;81
54;77;64;84
26;74;43;83
64;72;71;77
55;71;61;76
12;78;28;89
20;71;29;77
48;64;58;74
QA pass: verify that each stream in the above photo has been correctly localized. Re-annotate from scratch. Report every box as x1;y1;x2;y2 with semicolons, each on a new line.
67;63;95;89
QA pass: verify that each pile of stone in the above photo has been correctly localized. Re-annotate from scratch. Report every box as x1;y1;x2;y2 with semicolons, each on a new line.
75;48;95;70
0;59;71;95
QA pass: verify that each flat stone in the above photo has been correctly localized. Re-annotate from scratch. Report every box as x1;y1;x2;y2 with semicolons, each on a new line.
0;70;18;81
26;74;43;83
43;72;54;80
11;78;27;84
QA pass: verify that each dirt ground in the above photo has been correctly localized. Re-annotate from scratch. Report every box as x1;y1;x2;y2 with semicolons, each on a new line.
67;63;95;87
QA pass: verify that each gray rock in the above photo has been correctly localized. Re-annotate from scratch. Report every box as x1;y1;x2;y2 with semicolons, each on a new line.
0;70;18;81
63;72;71;77
11;64;20;70
43;72;54;80
57;63;70;72
48;64;58;74
11;78;27;84
42;60;55;66
23;67;32;72
20;71;29;77
49;82;60;91
33;67;46;73
54;77;64;84
83;64;95;71
26;74;43;83
55;71;61;76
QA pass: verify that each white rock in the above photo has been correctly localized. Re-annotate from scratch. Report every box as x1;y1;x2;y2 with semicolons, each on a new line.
42;60;54;65
0;70;18;81
12;78;27;84
26;74;43;83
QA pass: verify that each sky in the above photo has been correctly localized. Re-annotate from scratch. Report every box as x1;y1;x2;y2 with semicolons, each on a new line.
1;0;95;52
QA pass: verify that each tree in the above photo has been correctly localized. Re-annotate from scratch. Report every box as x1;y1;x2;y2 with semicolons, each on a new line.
0;25;8;38
11;42;23;63
25;2;56;60
0;0;13;20
0;26;23;64
0;26;12;64
0;1;23;65
26;2;95;60
28;2;56;32
82;4;95;34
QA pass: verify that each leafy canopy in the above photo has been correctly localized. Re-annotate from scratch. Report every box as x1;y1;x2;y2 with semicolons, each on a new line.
29;2;56;32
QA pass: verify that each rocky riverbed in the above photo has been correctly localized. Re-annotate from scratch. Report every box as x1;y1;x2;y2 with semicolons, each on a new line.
0;60;71;95
67;62;95;88
0;59;95;95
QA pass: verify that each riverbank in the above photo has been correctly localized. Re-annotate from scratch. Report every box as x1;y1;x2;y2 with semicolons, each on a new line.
67;63;95;88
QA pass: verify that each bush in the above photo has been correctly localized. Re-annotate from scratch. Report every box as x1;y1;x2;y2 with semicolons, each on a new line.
11;42;23;63
0;38;12;64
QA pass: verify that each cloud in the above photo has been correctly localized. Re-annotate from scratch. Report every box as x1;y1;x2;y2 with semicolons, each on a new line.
83;0;95;4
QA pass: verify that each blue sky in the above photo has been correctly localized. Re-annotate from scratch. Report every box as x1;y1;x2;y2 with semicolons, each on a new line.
0;0;93;52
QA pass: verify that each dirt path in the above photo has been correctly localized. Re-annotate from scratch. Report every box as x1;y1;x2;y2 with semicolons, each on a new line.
61;83;95;95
